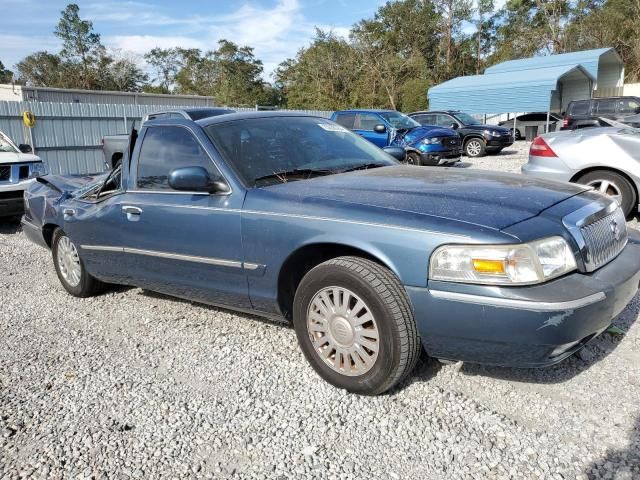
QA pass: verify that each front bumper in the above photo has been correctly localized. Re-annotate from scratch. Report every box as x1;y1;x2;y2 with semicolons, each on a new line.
419;149;461;166
521;155;574;183
485;136;514;149
407;230;640;367
0;190;26;217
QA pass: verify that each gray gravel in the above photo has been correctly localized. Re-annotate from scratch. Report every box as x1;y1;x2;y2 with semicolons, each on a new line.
1;148;639;479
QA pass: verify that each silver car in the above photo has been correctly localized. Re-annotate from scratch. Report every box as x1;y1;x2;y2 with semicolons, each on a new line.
522;127;640;217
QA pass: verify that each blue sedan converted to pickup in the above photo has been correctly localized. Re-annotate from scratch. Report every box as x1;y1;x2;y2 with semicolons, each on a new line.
22;112;640;395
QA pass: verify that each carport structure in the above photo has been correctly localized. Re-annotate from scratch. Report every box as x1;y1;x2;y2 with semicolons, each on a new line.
428;48;624;133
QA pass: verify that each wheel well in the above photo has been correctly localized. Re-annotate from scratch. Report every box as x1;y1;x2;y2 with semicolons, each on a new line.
42;223;59;248
277;243;386;321
570;167;639;201
463;135;485;145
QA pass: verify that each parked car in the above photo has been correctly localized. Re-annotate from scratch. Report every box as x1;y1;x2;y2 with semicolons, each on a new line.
561;96;640;130
409;110;513;157
522;127;640;217
330;109;461;166
0;130;46;217
23;112;640;395
621;113;640;128
498;113;562;140
102;107;236;169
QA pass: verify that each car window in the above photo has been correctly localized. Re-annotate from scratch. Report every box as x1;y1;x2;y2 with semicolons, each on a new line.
618;99;640;114
333;113;356;129
568;101;590;116
412;114;433;125
593;99;616;114
146;113;167;121
205;117;396;187
378;112;420;129
436;114;455;127
354;113;382;131
136;126;218;190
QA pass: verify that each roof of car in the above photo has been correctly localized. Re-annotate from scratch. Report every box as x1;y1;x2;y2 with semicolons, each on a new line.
196;110;322;126
333;109;398;114
409;110;461;115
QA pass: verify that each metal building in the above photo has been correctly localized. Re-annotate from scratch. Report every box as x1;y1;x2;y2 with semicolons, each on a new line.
428;47;624;115
0;84;216;106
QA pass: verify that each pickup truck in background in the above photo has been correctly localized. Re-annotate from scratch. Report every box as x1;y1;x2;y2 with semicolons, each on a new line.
0;130;46;217
102;107;235;169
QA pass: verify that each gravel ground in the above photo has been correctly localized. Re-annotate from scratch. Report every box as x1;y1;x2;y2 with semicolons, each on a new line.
1;148;639;479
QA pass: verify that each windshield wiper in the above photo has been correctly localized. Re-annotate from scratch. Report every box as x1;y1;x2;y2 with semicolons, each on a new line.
338;163;387;173
253;168;333;185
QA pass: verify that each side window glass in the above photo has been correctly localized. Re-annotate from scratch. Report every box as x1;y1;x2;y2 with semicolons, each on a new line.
412;115;430;124
355;113;382;131
619;99;640;114
437;114;453;127
334;113;355;129
594;99;616;114
569;101;589;116
136;126;218;190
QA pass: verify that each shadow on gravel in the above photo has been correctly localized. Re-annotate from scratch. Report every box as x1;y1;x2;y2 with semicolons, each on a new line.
585;416;640;478
136;288;291;329
0;216;22;234
456;292;639;385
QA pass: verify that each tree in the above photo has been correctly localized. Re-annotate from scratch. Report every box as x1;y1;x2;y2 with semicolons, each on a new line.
0;60;13;83
15;51;67;87
54;3;107;89
474;0;495;73
144;48;185;93
434;0;473;78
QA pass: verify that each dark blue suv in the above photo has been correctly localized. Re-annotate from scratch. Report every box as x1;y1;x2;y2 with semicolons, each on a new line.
331;109;461;166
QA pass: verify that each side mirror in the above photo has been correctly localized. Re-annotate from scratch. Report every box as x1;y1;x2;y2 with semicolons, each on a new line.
18;144;32;153
382;146;406;162
168;166;229;194
449;123;459;130
373;124;387;134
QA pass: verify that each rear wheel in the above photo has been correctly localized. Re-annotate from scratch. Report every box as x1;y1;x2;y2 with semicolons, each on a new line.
293;256;421;395
510;129;522;140
464;138;486;157
576;170;637;218
52;229;106;297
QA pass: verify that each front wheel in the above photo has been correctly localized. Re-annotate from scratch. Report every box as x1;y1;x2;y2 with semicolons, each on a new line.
293;256;421;395
52;229;106;297
510;128;522;140
406;152;422;166
576;170;637;218
464;138;486;157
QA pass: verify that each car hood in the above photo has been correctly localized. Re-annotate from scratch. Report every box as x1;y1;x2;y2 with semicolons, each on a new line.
0;152;41;164
264;166;588;230
390;126;458;147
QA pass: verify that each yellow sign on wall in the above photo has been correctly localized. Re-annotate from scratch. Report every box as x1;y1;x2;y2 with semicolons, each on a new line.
22;111;36;128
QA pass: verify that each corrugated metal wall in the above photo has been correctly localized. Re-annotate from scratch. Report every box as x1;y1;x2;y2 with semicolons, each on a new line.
0;101;333;175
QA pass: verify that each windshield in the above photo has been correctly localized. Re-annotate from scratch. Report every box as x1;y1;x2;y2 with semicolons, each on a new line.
453;112;481;125
0;133;18;153
379;112;420;129
205;117;397;186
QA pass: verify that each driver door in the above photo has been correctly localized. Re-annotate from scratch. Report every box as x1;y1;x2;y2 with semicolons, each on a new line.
353;113;389;147
115;124;250;308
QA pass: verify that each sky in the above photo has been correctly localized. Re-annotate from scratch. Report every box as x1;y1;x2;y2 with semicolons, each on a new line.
0;0;507;82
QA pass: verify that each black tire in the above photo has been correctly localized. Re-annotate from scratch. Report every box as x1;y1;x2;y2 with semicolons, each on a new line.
52;229;106;297
576;170;637;218
293;256;421;395
406;152;422;166
464;137;486;157
511;129;522;141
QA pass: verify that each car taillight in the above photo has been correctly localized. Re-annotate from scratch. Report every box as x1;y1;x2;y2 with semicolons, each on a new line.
529;137;557;158
562;117;569;128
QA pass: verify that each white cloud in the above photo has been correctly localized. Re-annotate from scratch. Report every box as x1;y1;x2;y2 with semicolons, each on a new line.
0;34;60;71
106;35;206;55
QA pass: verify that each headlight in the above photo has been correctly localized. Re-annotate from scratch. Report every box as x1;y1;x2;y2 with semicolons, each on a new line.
28;162;47;178
421;137;441;145
429;236;576;285
484;130;501;137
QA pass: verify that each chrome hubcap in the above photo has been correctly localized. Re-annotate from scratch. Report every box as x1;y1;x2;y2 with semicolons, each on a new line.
587;179;623;205
57;236;82;287
467;141;481;156
307;287;379;376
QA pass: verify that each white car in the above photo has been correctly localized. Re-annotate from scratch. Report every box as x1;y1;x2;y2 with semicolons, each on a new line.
0;131;46;217
522;126;640;217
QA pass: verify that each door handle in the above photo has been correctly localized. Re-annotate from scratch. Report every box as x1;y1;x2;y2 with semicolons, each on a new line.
63;208;75;217
122;205;142;222
122;206;142;215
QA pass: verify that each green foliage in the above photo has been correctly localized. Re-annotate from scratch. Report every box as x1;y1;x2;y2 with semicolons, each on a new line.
0;60;13;83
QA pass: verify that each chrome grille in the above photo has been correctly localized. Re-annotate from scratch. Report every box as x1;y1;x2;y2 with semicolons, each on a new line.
580;206;627;270
0;165;9;181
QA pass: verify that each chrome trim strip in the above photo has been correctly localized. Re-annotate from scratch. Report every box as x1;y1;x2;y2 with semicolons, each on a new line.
124;247;243;268
80;245;124;252
126;189;211;196
243;262;261;270
428;289;606;311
